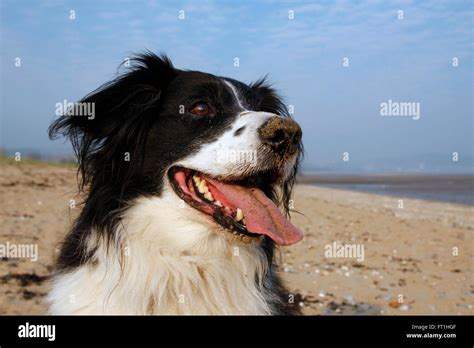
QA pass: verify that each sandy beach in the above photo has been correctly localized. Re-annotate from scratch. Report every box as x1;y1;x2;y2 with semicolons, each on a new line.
0;161;472;315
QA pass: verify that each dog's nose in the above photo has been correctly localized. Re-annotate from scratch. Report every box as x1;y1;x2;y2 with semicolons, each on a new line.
258;116;302;155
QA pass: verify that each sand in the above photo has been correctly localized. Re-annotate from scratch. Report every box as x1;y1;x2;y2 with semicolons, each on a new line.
0;161;472;315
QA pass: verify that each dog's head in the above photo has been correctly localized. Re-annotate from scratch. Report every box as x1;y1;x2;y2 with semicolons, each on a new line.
50;53;303;248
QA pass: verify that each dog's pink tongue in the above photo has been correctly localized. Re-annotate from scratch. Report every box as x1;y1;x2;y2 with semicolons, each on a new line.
206;179;303;246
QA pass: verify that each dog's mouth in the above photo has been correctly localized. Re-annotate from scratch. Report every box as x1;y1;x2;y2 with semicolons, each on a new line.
167;166;303;245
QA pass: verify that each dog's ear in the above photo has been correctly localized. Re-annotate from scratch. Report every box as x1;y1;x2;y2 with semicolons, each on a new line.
250;77;290;118
49;52;177;189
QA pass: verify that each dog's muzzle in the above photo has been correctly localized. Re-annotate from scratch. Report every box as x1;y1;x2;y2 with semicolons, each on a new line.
258;116;302;157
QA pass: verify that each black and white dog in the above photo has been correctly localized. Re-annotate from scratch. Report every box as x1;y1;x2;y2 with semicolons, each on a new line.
48;53;303;315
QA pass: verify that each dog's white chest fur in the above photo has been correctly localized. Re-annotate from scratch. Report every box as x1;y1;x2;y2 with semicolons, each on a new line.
48;195;273;315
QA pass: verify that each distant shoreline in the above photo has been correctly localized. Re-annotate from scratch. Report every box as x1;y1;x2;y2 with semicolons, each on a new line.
297;174;474;206
297;173;474;183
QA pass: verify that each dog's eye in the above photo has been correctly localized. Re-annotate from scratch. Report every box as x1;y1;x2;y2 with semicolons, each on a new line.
190;102;211;116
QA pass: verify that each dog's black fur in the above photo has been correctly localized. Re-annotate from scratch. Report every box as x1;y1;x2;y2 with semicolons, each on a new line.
49;52;303;315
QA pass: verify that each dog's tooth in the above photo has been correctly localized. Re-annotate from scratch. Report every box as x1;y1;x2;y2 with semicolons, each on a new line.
235;208;244;222
197;184;204;194
197;182;204;193
198;180;209;194
204;191;214;201
193;175;201;184
215;200;223;207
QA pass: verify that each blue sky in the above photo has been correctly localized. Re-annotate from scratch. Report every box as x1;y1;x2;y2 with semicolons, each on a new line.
1;0;472;173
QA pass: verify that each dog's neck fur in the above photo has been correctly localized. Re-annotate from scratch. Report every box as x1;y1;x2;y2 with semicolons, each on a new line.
48;194;280;315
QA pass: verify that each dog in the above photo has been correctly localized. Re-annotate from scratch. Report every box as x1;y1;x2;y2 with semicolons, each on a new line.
47;52;303;315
